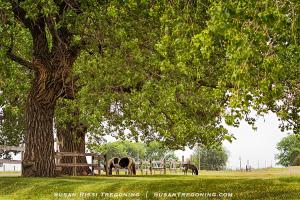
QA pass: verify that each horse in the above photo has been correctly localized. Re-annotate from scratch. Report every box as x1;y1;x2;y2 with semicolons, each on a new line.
107;157;136;175
108;157;121;175
182;163;199;175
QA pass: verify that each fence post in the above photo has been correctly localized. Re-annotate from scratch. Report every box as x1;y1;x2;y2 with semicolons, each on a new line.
159;160;162;174
91;156;95;175
181;156;185;174
150;159;152;175
57;154;61;173
98;156;101;176
164;159;166;175
104;154;108;176
73;156;77;176
174;161;177;173
145;160;148;175
21;150;24;175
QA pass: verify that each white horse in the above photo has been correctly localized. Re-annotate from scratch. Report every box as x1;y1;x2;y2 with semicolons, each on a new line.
107;157;136;175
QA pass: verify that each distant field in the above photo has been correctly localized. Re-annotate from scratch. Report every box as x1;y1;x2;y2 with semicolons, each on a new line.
0;167;299;200
0;171;19;174
0;171;20;176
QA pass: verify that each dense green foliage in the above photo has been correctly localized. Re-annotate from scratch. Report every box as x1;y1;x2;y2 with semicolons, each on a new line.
0;0;299;154
276;134;300;167
201;0;300;133
66;1;234;149
0;62;30;146
192;145;228;170
89;140;144;159
0;60;30;159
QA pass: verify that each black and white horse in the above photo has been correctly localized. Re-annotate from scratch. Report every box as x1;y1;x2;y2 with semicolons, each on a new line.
182;163;199;175
107;157;136;175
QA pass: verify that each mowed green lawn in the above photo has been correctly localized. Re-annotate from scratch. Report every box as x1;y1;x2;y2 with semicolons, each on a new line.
0;168;299;200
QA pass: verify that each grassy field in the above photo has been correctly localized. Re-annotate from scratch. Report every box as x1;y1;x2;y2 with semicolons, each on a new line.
0;168;299;200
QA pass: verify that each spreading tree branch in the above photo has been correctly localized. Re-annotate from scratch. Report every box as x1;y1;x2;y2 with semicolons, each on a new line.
11;1;50;59
10;0;33;29
3;34;33;70
6;49;34;70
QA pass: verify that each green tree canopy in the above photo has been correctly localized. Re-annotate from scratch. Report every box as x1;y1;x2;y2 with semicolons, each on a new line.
0;61;30;146
276;134;300;167
66;0;233;149
199;0;300;133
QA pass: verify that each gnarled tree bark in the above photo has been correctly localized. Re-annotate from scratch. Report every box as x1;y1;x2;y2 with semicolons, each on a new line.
23;86;56;176
7;1;83;177
22;62;77;177
6;1;84;177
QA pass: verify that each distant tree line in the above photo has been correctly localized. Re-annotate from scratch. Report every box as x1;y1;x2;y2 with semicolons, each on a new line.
192;146;228;171
276;135;300;167
89;141;178;161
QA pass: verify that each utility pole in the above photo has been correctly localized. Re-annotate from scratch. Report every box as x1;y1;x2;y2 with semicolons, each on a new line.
265;160;267;168
246;160;249;172
198;144;200;171
270;160;272;168
239;156;242;171
137;152;140;170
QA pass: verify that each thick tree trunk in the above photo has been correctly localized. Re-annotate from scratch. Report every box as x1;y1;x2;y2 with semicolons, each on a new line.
22;61;75;177
22;81;56;177
57;122;91;175
10;1;81;177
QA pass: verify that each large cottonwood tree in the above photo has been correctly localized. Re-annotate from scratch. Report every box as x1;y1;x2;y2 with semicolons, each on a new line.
2;0;298;177
0;0;232;176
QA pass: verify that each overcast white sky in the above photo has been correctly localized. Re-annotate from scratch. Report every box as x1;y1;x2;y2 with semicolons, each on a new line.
175;112;289;169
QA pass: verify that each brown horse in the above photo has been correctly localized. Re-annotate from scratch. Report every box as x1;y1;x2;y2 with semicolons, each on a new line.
182;163;199;175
